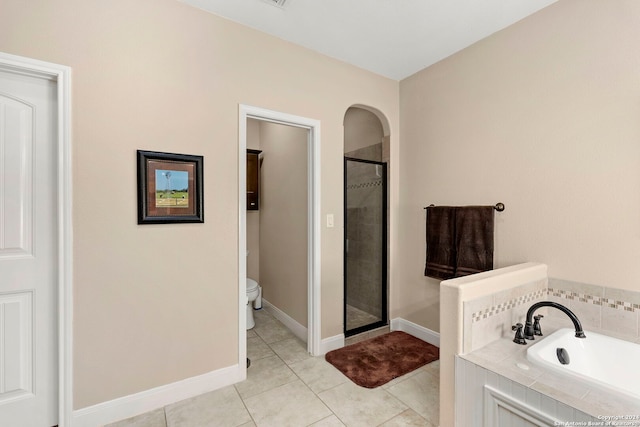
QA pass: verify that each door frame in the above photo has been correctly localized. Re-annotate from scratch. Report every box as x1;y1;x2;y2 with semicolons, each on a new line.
343;157;388;337
238;104;321;359
0;52;73;426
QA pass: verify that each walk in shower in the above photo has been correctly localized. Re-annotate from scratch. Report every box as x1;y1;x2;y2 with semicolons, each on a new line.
344;157;387;336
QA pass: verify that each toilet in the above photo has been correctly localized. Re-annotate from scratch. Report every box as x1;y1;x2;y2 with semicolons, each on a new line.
246;278;262;330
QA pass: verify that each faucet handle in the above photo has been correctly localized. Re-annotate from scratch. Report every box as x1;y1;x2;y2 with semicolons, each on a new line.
512;323;527;345
533;314;544;336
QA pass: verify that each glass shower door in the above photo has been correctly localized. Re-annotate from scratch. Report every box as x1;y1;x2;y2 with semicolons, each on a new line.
344;157;387;336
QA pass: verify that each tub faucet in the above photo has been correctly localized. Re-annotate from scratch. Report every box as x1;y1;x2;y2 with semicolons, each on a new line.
523;301;586;340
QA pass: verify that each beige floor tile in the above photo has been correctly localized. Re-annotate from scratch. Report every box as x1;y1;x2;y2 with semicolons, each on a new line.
254;320;297;344
164;386;251;427
248;336;275;361
244;380;332;427
346;304;381;330
421;359;440;380
269;337;311;364
308;414;346;426
378;409;434;426
386;371;439;424
289;357;348;394
105;408;166;427
381;367;422;390
235;355;298;399
108;309;442;427
318;381;407;426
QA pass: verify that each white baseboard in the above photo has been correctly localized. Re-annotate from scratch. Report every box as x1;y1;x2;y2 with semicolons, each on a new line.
320;334;344;355
262;299;307;343
71;363;244;427
262;299;343;355
390;318;440;347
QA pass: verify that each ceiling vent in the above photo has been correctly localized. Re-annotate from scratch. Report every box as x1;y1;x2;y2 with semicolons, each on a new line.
262;0;288;8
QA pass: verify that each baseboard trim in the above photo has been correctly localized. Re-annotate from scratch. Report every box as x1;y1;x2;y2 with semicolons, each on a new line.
390;318;440;347
320;333;344;355
71;363;244;427
262;299;307;343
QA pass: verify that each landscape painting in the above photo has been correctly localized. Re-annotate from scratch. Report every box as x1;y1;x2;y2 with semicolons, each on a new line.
137;150;204;224
155;169;189;208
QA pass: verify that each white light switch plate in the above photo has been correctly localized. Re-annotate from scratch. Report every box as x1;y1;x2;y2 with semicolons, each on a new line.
326;214;334;228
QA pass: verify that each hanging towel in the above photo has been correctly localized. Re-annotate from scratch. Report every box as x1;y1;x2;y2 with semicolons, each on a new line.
454;206;494;277
424;206;494;279
424;206;457;279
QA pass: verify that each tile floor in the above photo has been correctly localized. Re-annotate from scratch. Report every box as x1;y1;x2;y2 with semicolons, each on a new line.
345;304;381;331
107;309;439;427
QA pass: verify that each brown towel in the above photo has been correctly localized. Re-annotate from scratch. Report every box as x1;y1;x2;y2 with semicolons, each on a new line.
424;206;456;279
454;206;494;277
424;206;494;280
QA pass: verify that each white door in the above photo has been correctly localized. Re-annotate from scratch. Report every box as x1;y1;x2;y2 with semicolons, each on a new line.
0;68;58;426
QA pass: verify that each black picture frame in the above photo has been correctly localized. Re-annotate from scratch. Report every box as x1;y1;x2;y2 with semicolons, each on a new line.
137;150;204;224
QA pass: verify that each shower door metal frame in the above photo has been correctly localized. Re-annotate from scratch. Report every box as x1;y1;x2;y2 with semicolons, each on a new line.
343;157;388;337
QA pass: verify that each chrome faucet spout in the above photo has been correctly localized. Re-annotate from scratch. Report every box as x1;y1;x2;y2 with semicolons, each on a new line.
523;301;586;340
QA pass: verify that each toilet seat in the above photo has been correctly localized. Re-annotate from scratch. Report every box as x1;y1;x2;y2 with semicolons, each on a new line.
246;278;260;330
246;278;259;293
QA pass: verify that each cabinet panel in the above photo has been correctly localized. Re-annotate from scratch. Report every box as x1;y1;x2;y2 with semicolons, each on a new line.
247;149;261;210
455;357;599;427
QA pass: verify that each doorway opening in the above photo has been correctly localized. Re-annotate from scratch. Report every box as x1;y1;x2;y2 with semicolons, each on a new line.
344;158;387;336
238;105;321;366
343;106;390;337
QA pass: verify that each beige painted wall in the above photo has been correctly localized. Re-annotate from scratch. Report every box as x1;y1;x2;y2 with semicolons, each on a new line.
344;107;384;154
396;0;640;333
259;121;309;327
0;0;399;409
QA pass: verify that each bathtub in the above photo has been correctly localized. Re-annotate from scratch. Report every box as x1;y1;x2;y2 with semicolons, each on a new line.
526;328;640;400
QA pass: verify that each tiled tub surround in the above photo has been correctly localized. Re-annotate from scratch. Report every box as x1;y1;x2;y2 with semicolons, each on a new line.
467;277;640;348
439;262;550;427
456;354;598;426
546;278;640;342
442;263;640;426
464;279;547;353
459;324;640;421
454;272;640;424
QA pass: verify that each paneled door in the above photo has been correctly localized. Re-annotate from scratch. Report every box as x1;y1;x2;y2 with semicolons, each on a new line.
0;68;58;425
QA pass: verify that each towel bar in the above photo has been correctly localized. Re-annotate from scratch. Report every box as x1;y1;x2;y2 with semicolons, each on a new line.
424;202;505;212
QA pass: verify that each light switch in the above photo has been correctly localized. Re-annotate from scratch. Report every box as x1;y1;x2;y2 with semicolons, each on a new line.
326;214;334;228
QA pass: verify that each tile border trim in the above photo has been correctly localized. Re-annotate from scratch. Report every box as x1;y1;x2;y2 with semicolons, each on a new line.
548;287;640;312
471;288;546;323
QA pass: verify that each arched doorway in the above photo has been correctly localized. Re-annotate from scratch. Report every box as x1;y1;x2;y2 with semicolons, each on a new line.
343;106;390;337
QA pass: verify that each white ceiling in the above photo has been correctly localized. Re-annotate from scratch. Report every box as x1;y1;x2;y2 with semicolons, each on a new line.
181;0;558;81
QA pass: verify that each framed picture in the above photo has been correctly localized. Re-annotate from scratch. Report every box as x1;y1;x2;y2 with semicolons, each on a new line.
137;150;204;224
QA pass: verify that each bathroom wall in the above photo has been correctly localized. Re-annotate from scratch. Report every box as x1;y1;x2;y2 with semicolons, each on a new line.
0;0;400;410
344;107;384;155
258;121;309;328
397;0;640;334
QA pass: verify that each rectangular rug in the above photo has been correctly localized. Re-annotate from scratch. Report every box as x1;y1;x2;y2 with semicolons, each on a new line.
325;331;439;388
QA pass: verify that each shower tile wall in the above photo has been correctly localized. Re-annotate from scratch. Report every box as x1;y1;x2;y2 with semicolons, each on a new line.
345;147;384;320
345;143;382;163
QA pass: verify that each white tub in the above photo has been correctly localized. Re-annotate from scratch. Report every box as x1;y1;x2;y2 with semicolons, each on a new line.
527;328;640;400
